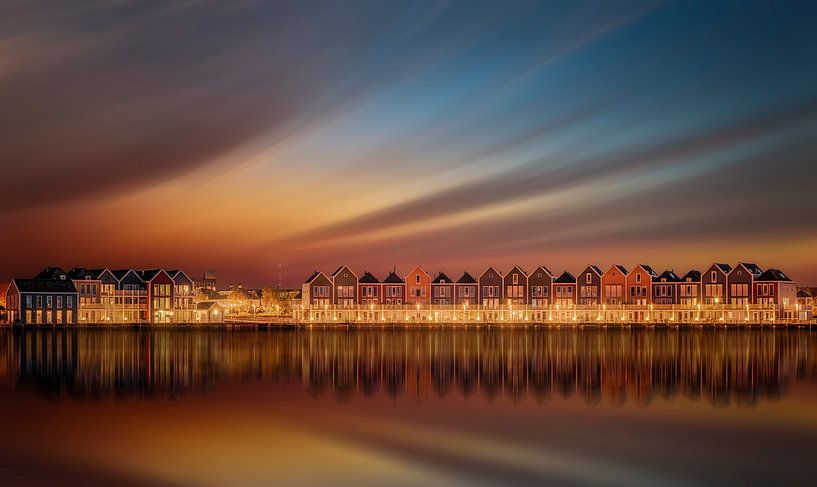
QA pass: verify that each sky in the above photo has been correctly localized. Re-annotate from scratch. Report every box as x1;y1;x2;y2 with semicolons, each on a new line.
1;0;817;287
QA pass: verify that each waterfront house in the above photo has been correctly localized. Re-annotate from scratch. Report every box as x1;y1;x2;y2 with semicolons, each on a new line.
405;265;431;306
504;266;528;306
626;264;657;305
479;267;503;308
195;301;224;323
728;262;763;306
679;270;702;305
755;269;797;308
194;273;217;291
454;272;478;306
34;266;67;280
303;271;333;307
702;263;731;305
652;270;681;305
357;272;382;306
578;265;603;305
553;271;577;307
67;267;104;322
528;266;553;308
331;266;358;307
168;269;196;322
602;265;628;305
139;269;174;324
430;272;455;305
6;278;78;324
111;269;149;323
383;271;406;305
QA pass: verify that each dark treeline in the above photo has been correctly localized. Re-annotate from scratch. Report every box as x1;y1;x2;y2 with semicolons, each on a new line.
1;328;815;408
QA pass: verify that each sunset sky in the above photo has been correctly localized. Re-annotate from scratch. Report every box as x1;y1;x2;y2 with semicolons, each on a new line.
2;0;816;287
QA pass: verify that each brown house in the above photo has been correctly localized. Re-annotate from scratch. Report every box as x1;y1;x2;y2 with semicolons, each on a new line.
358;272;382;306
702;263;731;304
678;270;701;305
431;272;455;305
578;265;603;305
528;266;553;308
601;265;628;305
727;262;763;306
479;267;503;308
405;265;431;306
503;266;528;305
383;271;406;305
626;264;657;305
455;272;478;306
652;270;680;305
303;271;333;307
553;271;577;307
331;266;358;307
755;269;797;308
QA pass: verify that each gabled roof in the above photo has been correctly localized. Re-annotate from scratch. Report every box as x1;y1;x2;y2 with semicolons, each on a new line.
655;270;680;282
735;262;763;277
634;264;658;277
304;271;323;284
111;269;136;281
66;267;108;280
383;272;405;284
456;272;477;284
405;265;430;277
34;267;66;280
137;269;166;282
168;269;194;284
197;301;223;310
12;278;77;293
756;269;791;282
584;265;603;276
682;270;701;282
796;288;812;298
479;266;502;279
532;266;553;277
432;272;453;284
331;266;357;279
358;272;380;284
713;263;732;274
554;271;576;284
507;265;527;275
614;265;629;275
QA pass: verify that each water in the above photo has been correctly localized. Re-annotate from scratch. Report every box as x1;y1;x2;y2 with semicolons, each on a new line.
1;327;816;486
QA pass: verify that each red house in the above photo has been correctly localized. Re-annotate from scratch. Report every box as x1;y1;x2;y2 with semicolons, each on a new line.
577;265;603;305
138;269;174;323
702;263;731;305
727;262;763;306
503;266;527;305
358;272;382;306
405;265;431;306
601;265;628;305
626;264;657;305
479;267;503;308
528;266;553;308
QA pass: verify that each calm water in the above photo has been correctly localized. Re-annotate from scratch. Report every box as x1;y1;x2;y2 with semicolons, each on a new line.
1;327;817;486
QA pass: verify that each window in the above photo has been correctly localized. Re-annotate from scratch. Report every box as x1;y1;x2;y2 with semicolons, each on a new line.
513;274;518;285
416;275;420;284
57;296;62;307
711;271;717;282
47;296;52;306
26;296;32;307
586;273;592;284
636;273;641;283
36;296;42;307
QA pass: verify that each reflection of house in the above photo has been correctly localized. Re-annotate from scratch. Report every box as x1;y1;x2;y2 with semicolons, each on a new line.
5;279;78;324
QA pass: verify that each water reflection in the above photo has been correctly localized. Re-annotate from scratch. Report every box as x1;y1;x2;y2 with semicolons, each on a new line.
1;327;815;408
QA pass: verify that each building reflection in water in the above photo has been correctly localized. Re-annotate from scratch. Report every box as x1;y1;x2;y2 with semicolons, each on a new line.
0;328;815;408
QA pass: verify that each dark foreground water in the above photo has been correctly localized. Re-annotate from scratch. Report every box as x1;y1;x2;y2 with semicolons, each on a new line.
1;327;816;487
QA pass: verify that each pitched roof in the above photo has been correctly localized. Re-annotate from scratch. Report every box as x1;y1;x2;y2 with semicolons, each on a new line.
383;272;404;284
304;271;321;284
533;266;553;277
457;272;477;284
737;262;763;277
714;263;732;274
555;271;576;284
584;265;602;276
507;265;528;276
682;270;701;282
196;301;222;310
655;270;680;282
110;269;135;281
479;266;502;278
432;272;453;284
137;269;165;281
358;272;380;284
12;278;77;293
797;288;812;298
614;265;629;275
637;264;658;277
331;266;356;278
34;267;66;279
756;269;791;282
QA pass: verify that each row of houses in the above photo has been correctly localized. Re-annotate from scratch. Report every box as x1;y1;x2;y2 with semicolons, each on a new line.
4;267;224;325
300;263;799;309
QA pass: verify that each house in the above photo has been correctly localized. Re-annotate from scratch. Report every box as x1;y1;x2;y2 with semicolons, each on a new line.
357;272;382;306
168;269;196;322
755;269;797;308
652;270;681;305
0;282;8;322
405;265;431;306
478;267;503;308
728;262;763;306
194;273;217;291
578;265;603;305
553;271;577;307
528;266;553;308
431;272;455;305
195;301;224;323
5;278;78;324
454;272;478;306
34;266;67;280
302;271;333;307
138;269;175;323
601;265;628;305
678;270;701;305
66;267;106;322
383;271;406;305
503;266;528;305
626;264;657;305
701;263;731;305
111;269;149;323
331;266;358;307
